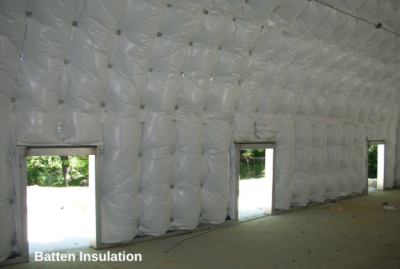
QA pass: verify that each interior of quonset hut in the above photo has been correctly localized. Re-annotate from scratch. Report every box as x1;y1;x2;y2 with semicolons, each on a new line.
1;0;400;264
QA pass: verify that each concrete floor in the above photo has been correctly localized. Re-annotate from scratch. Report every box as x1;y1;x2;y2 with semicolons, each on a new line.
4;189;400;269
27;186;90;254
239;178;272;219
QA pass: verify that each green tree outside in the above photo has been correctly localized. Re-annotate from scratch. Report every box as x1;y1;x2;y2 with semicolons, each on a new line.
368;145;377;178
240;149;265;180
27;156;89;186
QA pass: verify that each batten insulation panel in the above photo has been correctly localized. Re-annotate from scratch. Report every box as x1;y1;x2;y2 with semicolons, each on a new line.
2;0;400;261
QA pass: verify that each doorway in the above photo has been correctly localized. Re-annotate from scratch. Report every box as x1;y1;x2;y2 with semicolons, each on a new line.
367;141;385;191
236;143;275;219
0;147;101;266
27;154;90;254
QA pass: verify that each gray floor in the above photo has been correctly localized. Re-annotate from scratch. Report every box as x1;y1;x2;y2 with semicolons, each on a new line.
4;189;400;269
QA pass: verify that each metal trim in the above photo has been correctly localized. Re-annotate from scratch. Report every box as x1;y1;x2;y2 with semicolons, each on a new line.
26;147;97;157
368;140;386;146
90;148;102;249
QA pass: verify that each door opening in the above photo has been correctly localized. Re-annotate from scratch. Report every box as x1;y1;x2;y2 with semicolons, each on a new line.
0;147;101;266
236;143;275;219
27;154;90;254
367;141;385;191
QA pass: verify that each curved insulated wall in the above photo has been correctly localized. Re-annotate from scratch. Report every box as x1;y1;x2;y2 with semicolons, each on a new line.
2;0;400;260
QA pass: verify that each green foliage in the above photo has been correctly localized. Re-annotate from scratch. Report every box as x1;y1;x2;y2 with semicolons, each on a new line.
67;156;89;186
240;149;265;158
27;156;63;186
27;156;88;187
240;163;264;180
239;149;265;180
368;145;377;178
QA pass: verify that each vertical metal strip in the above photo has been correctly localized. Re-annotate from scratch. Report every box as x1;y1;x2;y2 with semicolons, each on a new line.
95;146;102;248
272;143;276;215
19;147;28;262
365;139;369;194
235;144;240;221
89;146;102;249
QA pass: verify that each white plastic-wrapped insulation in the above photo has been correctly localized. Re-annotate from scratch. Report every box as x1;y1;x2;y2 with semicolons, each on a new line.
100;0;167;243
171;120;205;230
201;120;231;224
309;121;327;202
14;0;81;145
101;124;142;242
237;0;281;27
314;47;350;119
171;44;216;230
385;123;397;188
220;18;262;141
274;115;295;209
277;37;320;115
384;100;400;188
343;78;367;123
356;62;386;125
0;116;14;262
365;82;387;127
232;20;281;142
291;0;331;38
311;5;342;40
202;0;259;224
59;0;127;145
381;87;400;188
329;53;364;121
255;32;300;141
339;124;354;196
297;42;338;117
140;0;207;236
352;125;366;193
324;123;342;199
291;118;312;206
379;87;397;126
255;113;278;141
0;0;29;261
258;33;301;112
272;0;308;31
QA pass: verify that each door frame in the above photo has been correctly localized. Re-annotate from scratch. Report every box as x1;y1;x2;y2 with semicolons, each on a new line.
367;140;386;191
0;146;101;266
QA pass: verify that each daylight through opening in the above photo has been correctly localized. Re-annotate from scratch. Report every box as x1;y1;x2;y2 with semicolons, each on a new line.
238;147;274;219
27;155;90;254
368;143;385;192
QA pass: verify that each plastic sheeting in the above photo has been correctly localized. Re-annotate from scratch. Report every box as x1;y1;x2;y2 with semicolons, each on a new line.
324;123;342;199
0;0;29;262
101;0;166;242
292;118;312;206
3;0;400;261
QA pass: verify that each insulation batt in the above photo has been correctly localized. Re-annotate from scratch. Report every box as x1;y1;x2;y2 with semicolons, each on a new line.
3;0;400;261
0;0;29;262
102;0;167;242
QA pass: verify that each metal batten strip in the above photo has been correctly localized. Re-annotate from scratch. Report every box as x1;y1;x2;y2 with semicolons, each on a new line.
314;0;400;38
